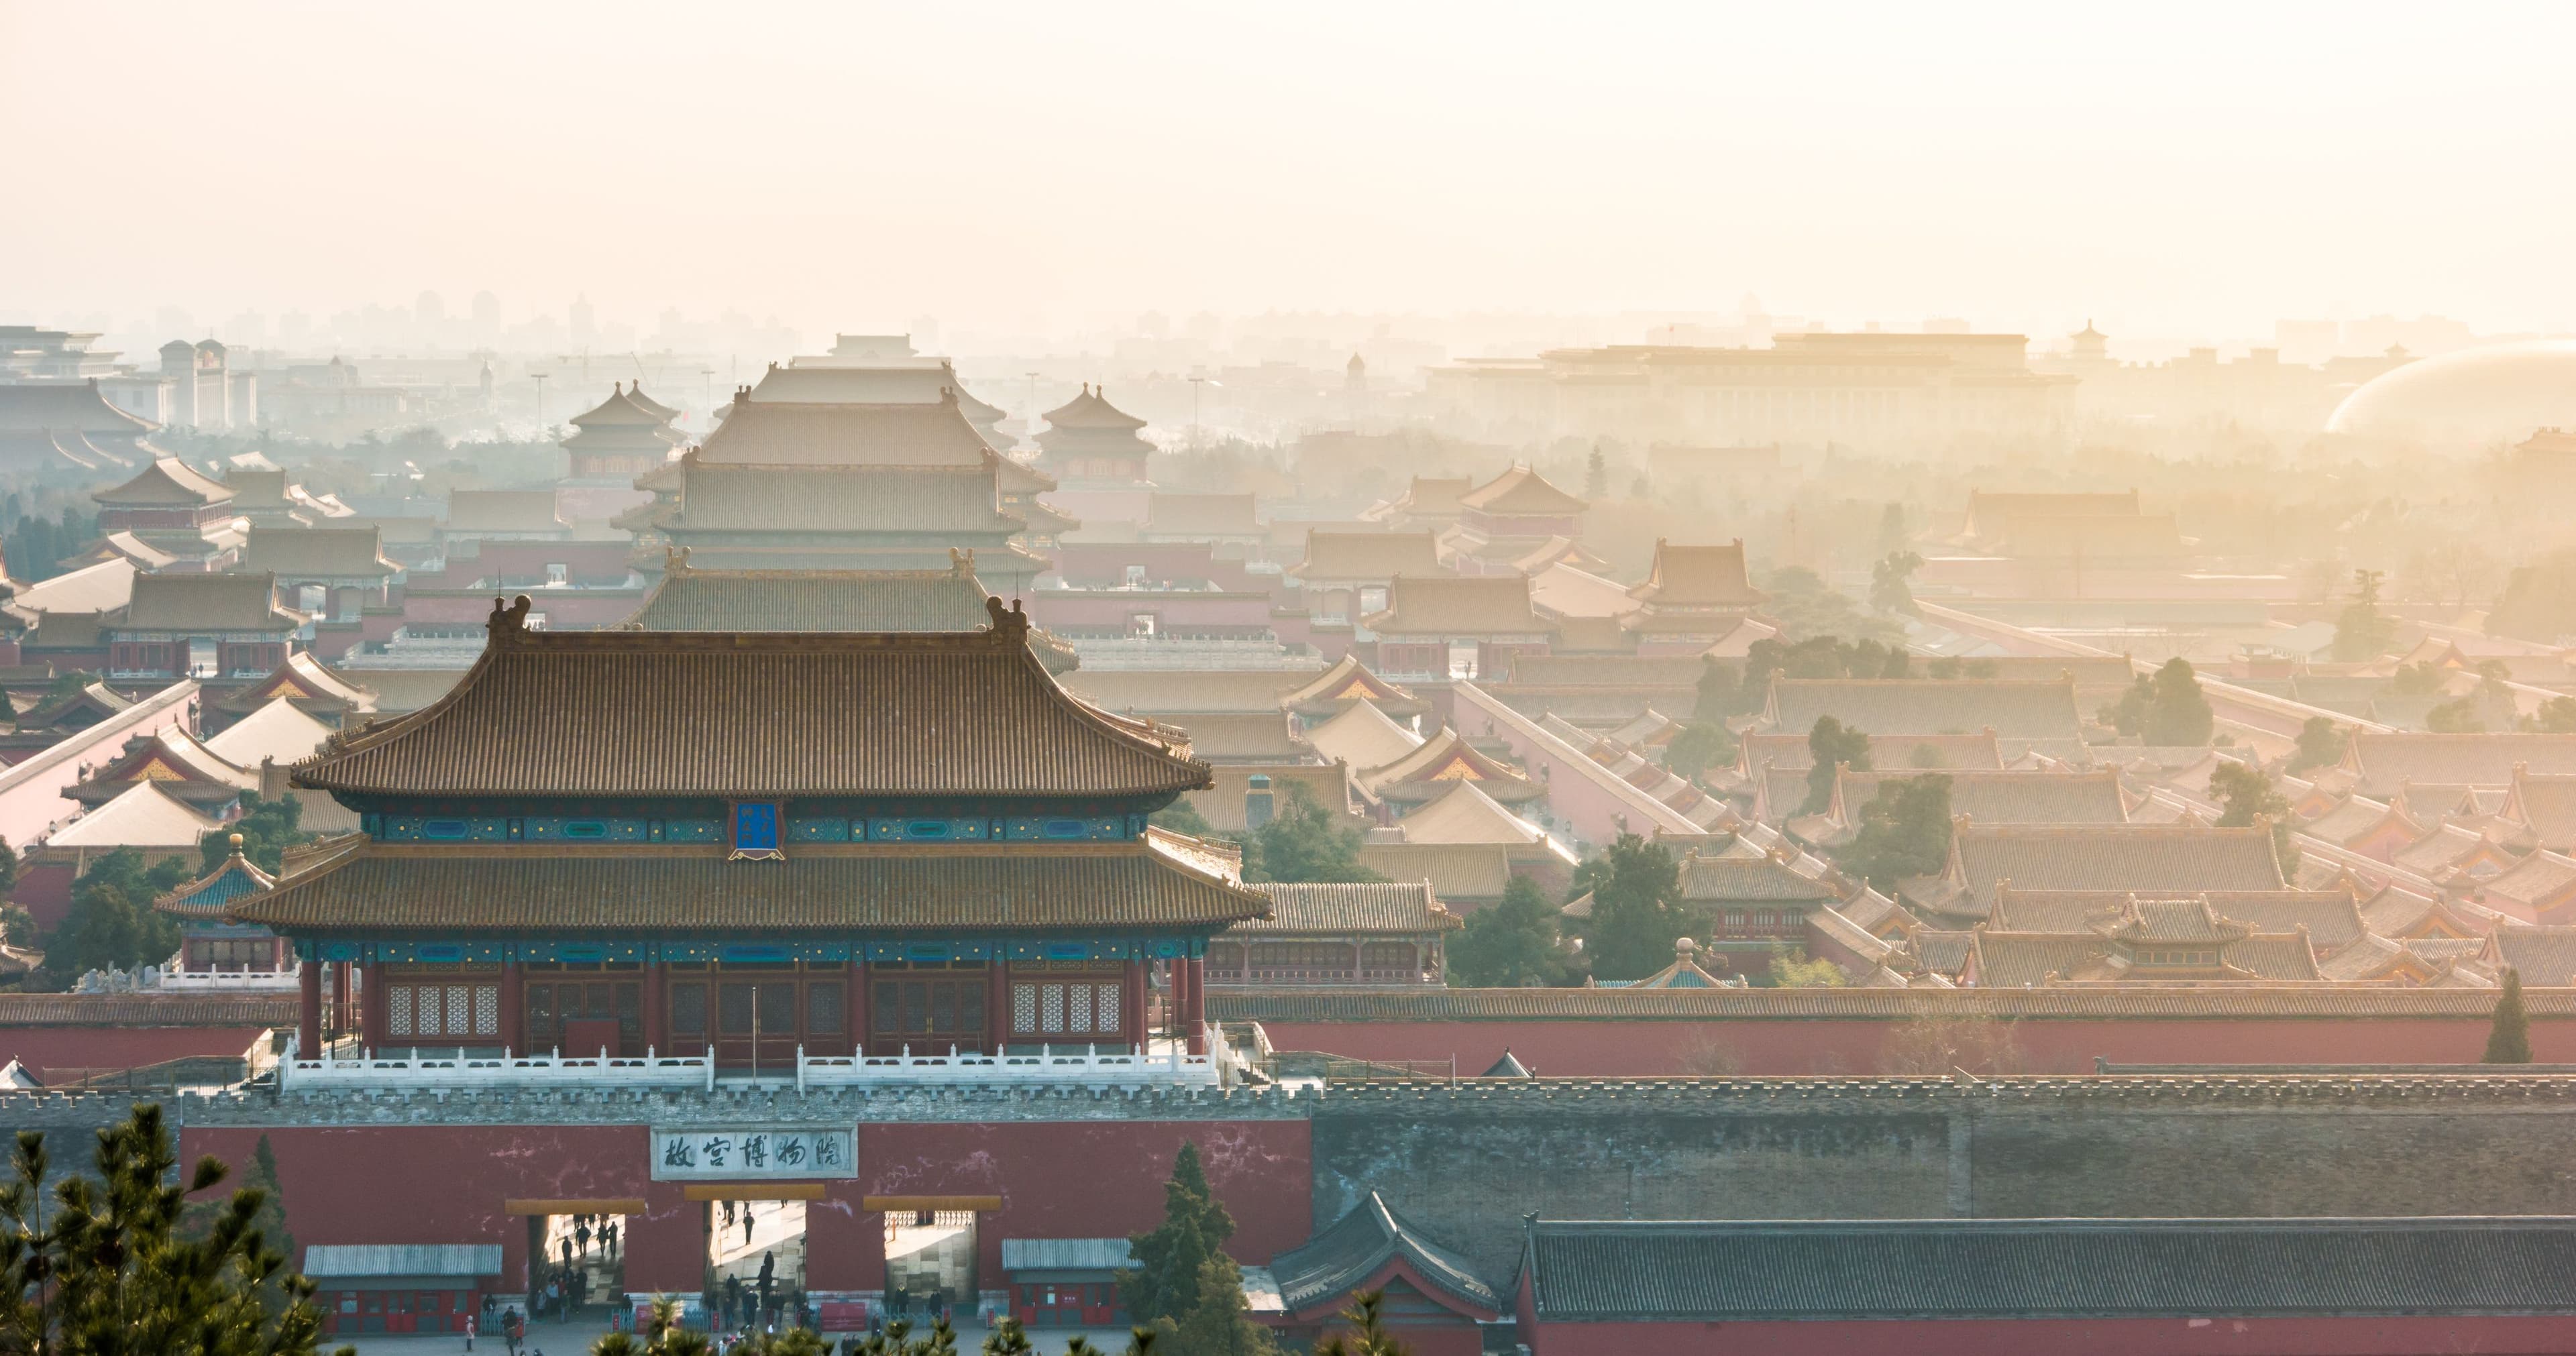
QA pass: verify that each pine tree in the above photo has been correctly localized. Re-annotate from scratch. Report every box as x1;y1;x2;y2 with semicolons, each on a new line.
1582;443;1607;500
1448;877;1569;986
1574;836;1695;981
0;1103;343;1355
1241;785;1382;885
1164;1253;1278;1355
1834;774;1954;891
2141;658;2214;746
1118;1142;1236;1324
1803;716;1872;814
2485;967;2533;1064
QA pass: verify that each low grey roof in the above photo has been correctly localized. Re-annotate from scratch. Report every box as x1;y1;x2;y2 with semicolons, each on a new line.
1525;1217;2576;1320
303;1244;502;1278
1270;1192;1500;1316
1000;1238;1134;1272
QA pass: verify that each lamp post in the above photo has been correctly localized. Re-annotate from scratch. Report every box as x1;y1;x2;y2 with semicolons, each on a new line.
530;371;551;439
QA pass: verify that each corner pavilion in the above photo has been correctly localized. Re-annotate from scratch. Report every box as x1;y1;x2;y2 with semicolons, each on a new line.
231;594;1263;1073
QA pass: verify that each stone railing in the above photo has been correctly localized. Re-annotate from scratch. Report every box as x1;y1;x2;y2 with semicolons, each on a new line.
796;1029;1223;1090
279;1038;714;1092
276;1028;1229;1092
158;966;303;993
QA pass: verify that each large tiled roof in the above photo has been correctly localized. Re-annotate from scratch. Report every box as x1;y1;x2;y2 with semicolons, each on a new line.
1955;824;2285;903
1627;539;1765;608
203;697;335;770
664;459;1020;536
1353;843;1513;901
2492;927;2576;986
1279;655;1426;719
443;490;564;534
114;572;298;632
1770;678;2083;741
1521;1217;2576;1321
1458;464;1586;516
1268;1193;1498;1317
568;384;674;430
1991;888;2367;951
1290;530;1448;581
1742;730;2004;773
230;839;1265;935
48;781;223;850
1231;883;1458;936
1061;667;1321;716
696;398;996;467
0;380;158;435
2349;732;2576;797
1207;984;2576;1021
625;562;994;632
1362;729;1541;803
1039;385;1147;432
2480;849;2576;912
2504;769;2576;848
1363;575;1551;636
1679;853;1839;903
243;526;399;578
1841;769;2128;825
1305;699;1423;774
0;993;294;1027
1389;779;1544;846
93;456;233;508
294;601;1207;799
1965;931;2108;987
1166;712;1312;762
1496;654;1710;689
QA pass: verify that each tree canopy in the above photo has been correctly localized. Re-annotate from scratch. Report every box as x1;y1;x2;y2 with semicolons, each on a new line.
203;794;309;875
0;1103;346;1355
2284;716;2348;775
1833;774;1953;891
53;847;194;976
1868;550;1924;616
2485;967;2532;1064
1448;877;1577;987
1802;716;1870;815
2101;658;2214;745
1117;1144;1275;1354
2332;568;2398;661
1240;784;1383;885
1572;836;1697;981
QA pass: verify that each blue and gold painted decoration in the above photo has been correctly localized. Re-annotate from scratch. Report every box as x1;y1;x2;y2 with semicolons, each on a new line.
298;936;1203;964
730;803;785;861
374;815;722;844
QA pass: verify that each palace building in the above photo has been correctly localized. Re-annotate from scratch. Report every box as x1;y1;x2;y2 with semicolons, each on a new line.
233;593;1260;1070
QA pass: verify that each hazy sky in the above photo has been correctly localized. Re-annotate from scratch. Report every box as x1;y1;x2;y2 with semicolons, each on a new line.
6;1;2573;344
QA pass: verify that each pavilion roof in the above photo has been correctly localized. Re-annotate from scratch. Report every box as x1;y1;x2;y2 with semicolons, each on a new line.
1279;655;1427;720
1364;728;1542;804
1266;1192;1499;1318
1389;780;1544;847
1289;530;1448;582
50;781;223;850
625;557;994;633
1304;699;1423;773
1229;883;1460;937
1627;539;1766;608
1040;384;1147;432
1770;678;2083;742
293;598;1208;800
662;459;1022;536
202;697;335;771
698;397;996;467
152;838;276;919
70;726;254;805
227;837;1269;935
214;651;377;715
243;526;400;579
1458;464;1586;516
93;456;233;508
1362;575;1551;636
113;573;299;632
568;384;673;429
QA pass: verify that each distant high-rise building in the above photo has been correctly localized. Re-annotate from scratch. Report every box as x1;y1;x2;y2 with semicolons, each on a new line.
569;293;596;344
415;291;447;327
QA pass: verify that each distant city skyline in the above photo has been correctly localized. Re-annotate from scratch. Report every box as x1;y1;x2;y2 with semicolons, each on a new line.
6;3;2574;344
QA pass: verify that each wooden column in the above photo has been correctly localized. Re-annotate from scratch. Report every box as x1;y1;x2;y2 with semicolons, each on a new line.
1124;960;1147;1054
860;967;881;1060
356;962;382;1049
500;962;525;1054
297;957;321;1056
1183;957;1206;1054
985;962;1010;1054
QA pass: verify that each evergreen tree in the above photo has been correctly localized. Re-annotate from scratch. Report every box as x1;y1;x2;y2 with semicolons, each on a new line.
2209;760;2288;828
1573;836;1696;981
1660;721;1736;783
2284;716;2349;774
1868;550;1923;616
2332;568;2398;661
1690;656;1735;722
1582;443;1607;500
54;846;193;974
1447;877;1572;987
0;1103;344;1355
1118;1143;1236;1325
203;793;309;874
1876;502;1911;557
1241;785;1383;885
1803;716;1871;815
2531;697;2576;734
1160;1253;1277;1355
2141;658;2214;746
2485;967;2532;1064
1833;775;1953;891
1766;953;1846;988
1314;1290;1408;1356
0;833;16;904
1146;798;1219;837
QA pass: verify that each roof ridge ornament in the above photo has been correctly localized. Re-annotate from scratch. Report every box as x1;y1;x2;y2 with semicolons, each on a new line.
983;594;1030;642
487;593;533;643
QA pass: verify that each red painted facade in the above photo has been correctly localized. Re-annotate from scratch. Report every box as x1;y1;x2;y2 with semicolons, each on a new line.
179;1119;1312;1304
1251;1015;2576;1077
1519;1314;2576;1355
1;1025;271;1080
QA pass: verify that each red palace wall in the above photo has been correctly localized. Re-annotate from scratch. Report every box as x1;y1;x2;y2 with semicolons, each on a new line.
1254;1015;2576;1077
181;1119;1312;1298
5;1026;271;1080
1523;1315;2576;1355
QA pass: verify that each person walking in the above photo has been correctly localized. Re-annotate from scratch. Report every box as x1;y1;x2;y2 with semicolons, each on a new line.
464;1312;477;1351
